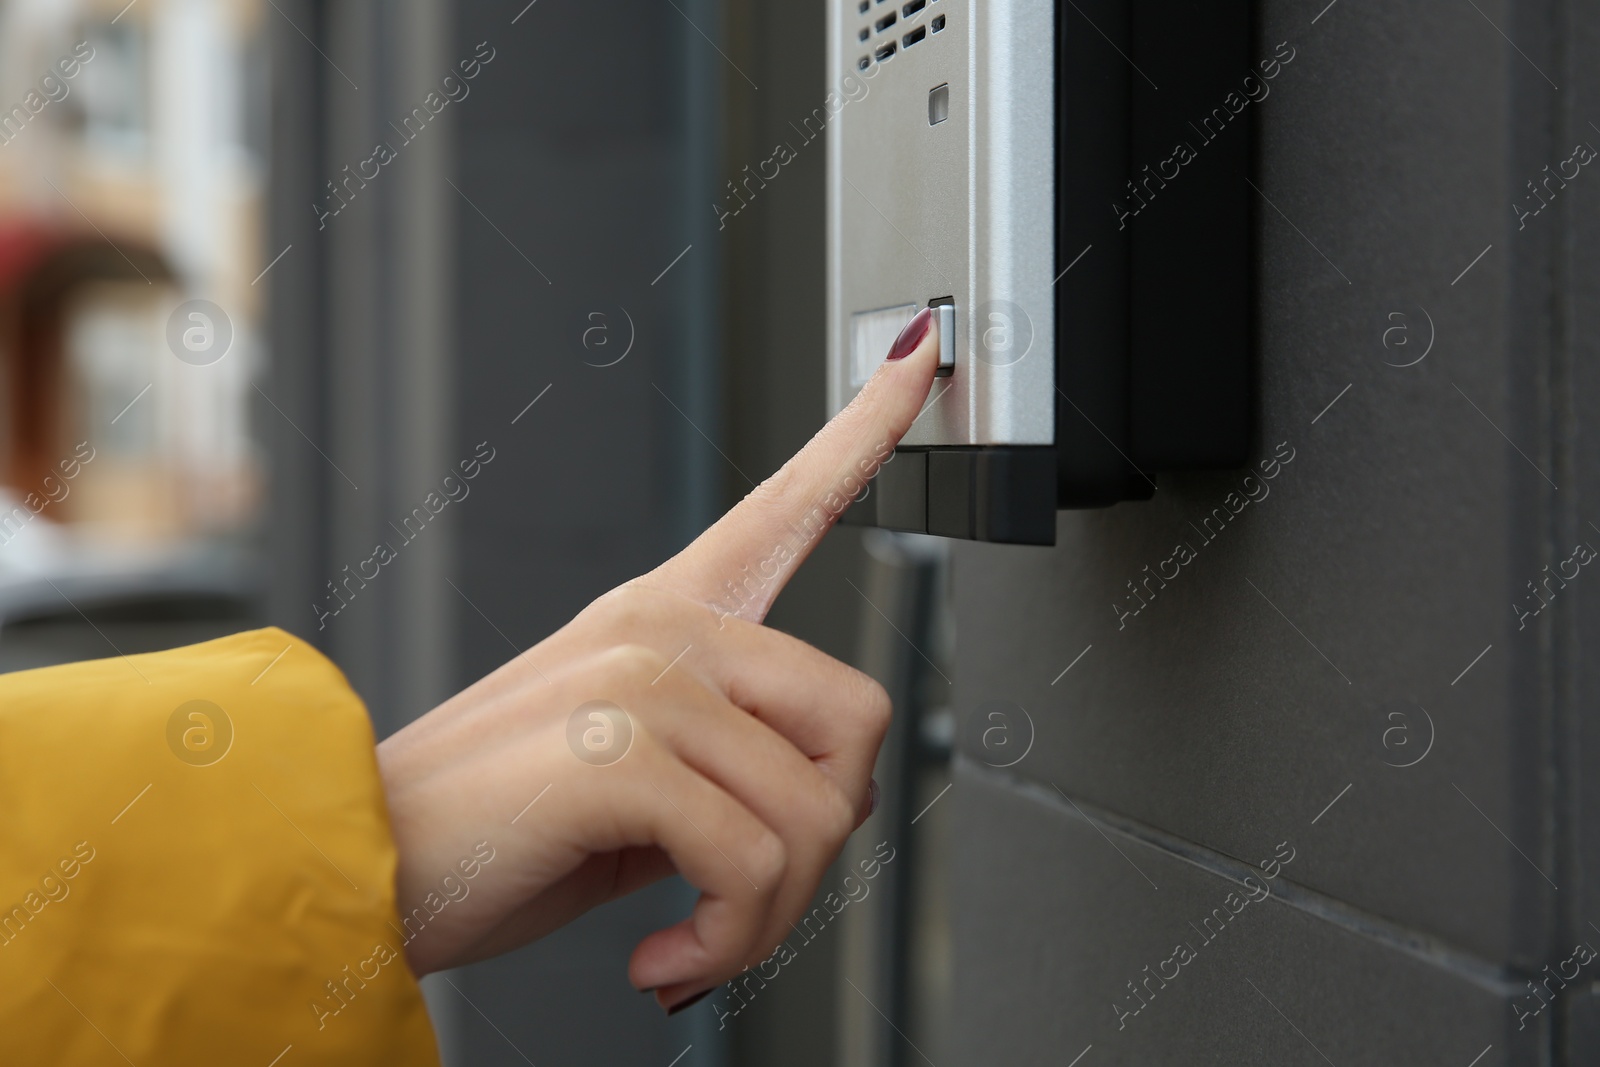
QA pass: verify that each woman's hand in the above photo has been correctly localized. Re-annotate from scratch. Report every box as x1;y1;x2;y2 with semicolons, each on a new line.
375;310;940;1012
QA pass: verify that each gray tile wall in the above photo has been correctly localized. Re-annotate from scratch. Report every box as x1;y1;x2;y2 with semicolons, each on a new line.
948;0;1595;1062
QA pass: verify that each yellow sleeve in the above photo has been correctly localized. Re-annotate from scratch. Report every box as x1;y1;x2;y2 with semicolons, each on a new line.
0;627;440;1066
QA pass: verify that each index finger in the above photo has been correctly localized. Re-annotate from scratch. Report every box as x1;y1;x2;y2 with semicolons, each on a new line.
646;308;941;623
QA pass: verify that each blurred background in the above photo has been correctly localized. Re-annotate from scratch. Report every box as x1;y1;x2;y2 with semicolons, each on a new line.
0;0;264;670
0;0;952;1063
5;1;1596;1065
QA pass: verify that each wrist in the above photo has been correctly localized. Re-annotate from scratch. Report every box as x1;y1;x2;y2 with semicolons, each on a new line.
374;737;437;976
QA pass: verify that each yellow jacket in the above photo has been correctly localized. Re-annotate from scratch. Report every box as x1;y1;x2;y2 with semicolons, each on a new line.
0;628;440;1065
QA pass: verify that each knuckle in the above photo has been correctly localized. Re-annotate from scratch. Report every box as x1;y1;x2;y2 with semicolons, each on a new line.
746;828;788;892
853;672;893;736
749;462;796;506
583;585;657;634
596;642;672;686
821;785;857;843
583;585;707;653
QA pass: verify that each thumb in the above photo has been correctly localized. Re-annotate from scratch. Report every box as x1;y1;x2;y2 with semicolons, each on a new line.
646;307;941;622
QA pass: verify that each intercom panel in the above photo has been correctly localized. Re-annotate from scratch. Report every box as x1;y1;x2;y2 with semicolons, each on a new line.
827;0;1257;544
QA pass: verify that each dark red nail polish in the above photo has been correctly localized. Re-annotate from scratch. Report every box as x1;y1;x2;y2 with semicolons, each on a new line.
666;988;713;1016
854;777;882;830
886;307;934;361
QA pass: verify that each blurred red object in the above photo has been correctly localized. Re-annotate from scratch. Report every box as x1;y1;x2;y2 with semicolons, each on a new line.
0;218;169;501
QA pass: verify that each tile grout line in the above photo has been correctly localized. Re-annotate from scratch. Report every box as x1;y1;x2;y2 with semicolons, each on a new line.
960;754;1527;998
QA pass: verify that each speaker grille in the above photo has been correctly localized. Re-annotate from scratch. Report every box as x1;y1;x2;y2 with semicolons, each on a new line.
853;0;944;73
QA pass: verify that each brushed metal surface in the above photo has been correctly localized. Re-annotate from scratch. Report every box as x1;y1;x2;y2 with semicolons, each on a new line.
826;0;1055;446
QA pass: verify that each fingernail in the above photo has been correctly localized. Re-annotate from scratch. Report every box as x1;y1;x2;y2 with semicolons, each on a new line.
665;988;714;1016
886;307;934;361
854;777;881;830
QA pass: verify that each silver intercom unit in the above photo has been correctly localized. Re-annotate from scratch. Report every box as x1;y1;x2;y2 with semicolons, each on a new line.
827;0;1256;544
